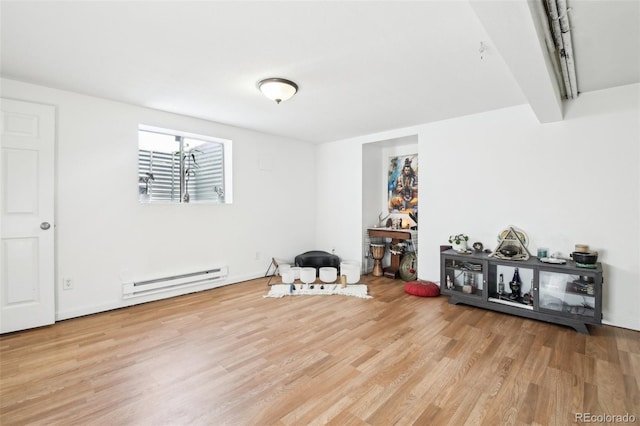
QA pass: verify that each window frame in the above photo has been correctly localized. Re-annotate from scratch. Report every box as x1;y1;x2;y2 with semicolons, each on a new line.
138;124;233;204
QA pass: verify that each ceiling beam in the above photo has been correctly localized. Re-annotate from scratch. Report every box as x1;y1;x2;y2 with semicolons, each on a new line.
470;0;563;123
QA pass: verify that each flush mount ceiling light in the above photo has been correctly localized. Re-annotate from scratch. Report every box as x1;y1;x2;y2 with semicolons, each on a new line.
257;78;298;104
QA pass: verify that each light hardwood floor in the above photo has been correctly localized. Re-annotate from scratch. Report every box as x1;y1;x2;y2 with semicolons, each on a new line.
1;275;639;425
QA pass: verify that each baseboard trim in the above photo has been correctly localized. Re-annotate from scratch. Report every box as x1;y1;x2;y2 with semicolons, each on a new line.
55;271;264;321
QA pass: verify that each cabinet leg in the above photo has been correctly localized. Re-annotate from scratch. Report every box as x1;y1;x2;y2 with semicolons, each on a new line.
573;323;590;335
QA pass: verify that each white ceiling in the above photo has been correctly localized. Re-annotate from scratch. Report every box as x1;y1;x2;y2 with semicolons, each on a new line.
1;1;638;143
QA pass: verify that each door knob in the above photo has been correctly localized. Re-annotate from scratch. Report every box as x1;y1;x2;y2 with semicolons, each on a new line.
40;222;51;230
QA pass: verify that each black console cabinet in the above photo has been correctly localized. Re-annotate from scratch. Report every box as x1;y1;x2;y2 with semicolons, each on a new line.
440;249;602;334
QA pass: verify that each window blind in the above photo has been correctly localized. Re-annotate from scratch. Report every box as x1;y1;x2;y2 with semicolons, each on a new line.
139;143;224;203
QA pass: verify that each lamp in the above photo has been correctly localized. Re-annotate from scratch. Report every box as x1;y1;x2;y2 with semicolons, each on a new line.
257;78;298;104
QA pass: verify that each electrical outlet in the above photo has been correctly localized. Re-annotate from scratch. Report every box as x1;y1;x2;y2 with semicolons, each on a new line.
255;251;261;260
63;277;73;290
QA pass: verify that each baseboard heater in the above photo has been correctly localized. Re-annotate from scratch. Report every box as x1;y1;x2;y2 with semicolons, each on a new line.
123;266;228;299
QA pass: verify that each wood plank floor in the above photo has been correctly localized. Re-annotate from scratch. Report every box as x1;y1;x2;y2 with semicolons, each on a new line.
1;275;639;425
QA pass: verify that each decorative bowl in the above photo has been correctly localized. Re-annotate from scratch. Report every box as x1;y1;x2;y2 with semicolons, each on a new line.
571;251;598;264
319;267;337;283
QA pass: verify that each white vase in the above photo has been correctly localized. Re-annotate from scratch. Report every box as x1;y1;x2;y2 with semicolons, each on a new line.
452;241;468;252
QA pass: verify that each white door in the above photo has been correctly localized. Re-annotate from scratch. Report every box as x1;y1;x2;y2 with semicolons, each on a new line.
1;98;55;333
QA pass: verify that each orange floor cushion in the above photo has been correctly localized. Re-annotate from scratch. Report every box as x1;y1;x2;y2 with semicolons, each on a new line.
404;281;440;297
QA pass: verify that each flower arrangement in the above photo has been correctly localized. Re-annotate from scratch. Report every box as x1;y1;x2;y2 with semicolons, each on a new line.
448;234;469;245
449;234;469;252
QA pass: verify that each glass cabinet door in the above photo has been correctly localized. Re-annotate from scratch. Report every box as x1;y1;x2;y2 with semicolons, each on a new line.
443;257;484;298
538;271;597;319
487;264;535;310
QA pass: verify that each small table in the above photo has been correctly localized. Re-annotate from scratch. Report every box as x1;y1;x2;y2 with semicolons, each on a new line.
367;228;413;279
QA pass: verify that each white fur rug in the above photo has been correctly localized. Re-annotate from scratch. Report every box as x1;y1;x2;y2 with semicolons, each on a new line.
265;284;372;299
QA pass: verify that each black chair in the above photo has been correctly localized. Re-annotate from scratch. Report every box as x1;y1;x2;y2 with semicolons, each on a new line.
294;250;340;276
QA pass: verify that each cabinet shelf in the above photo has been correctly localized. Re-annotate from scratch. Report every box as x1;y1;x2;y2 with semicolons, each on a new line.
488;296;534;310
440;249;602;334
448;286;483;297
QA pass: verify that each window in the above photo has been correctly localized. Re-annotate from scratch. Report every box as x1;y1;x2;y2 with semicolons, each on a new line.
138;125;232;204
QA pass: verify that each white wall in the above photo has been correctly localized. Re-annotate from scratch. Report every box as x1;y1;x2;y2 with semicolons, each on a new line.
317;83;640;331
314;140;362;260
1;78;317;320
3;78;637;330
